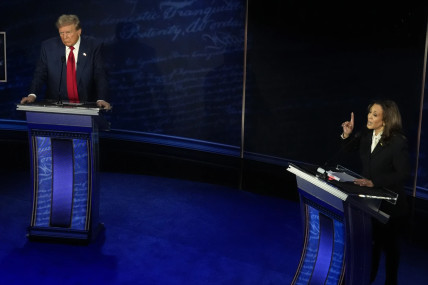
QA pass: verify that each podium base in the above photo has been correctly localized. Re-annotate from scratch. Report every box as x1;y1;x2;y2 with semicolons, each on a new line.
27;223;104;244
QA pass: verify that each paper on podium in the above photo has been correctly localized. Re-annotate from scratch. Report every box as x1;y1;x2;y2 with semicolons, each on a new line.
326;170;358;182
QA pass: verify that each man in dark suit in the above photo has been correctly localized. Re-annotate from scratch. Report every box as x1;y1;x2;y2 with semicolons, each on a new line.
21;14;111;109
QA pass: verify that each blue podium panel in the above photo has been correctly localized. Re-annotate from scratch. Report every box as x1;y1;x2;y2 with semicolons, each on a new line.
293;197;345;285
31;134;91;231
18;103;107;242
287;164;391;285
50;138;74;228
71;138;90;229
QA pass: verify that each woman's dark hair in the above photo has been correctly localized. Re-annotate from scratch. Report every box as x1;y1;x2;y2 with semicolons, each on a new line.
368;99;403;141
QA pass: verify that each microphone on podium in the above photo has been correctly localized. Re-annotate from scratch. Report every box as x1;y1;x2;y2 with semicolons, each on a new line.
57;56;66;105
317;130;362;179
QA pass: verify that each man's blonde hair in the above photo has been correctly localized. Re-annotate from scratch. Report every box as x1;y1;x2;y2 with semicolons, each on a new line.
56;14;81;30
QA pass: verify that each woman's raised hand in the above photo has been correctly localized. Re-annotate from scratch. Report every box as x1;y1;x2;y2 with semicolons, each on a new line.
341;112;354;139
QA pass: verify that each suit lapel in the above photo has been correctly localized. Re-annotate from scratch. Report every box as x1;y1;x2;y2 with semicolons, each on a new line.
363;130;384;157
52;39;67;100
370;139;384;157
54;39;66;73
76;37;88;84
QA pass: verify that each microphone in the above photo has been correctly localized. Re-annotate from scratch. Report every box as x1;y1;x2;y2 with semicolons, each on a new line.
317;130;362;179
57;56;66;105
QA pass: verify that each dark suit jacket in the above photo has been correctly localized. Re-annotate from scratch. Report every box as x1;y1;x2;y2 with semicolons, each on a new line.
29;35;109;103
345;129;410;217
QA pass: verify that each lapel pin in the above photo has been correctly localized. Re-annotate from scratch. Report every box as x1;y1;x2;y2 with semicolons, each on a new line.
83;53;87;56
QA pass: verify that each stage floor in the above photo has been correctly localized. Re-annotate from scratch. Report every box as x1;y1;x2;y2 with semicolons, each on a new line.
0;171;427;284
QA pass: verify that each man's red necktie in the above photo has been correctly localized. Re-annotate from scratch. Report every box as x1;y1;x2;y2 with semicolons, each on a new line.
66;46;79;103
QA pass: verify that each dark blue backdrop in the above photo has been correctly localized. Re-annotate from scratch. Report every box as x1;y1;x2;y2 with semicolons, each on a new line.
1;0;428;197
0;0;245;146
0;32;5;82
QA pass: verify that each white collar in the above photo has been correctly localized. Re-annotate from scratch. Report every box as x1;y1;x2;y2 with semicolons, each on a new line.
66;36;81;51
372;130;383;139
371;130;383;152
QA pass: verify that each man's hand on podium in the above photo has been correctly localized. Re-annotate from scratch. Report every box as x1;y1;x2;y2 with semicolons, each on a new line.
20;95;36;104
96;100;111;110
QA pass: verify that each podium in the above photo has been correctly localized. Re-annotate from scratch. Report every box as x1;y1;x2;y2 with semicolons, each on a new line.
17;102;109;242
287;163;397;285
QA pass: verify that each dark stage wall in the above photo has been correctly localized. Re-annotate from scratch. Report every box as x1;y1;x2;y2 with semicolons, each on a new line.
1;1;428;197
245;1;428;198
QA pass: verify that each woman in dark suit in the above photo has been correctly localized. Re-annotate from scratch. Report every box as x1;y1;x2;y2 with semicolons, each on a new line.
341;99;409;285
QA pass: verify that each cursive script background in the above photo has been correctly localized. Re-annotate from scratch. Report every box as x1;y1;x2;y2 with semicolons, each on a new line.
0;0;245;146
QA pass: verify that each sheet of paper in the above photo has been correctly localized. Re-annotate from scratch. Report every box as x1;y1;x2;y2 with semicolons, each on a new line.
326;171;358;182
